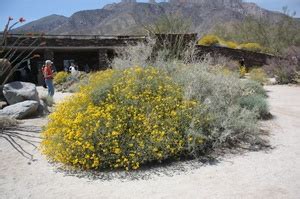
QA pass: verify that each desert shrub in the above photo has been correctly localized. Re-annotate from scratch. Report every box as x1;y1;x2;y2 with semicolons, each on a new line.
170;61;266;153
274;64;296;84
239;95;269;119
209;56;240;72
0;116;18;129
41;67;200;170
294;71;300;84
239;43;263;52
55;71;90;92
111;43;269;156
263;50;299;84
221;41;239;49
240;80;267;97
198;35;265;52
54;71;70;85
249;68;268;84
40;95;54;107
239;66;247;78
66;72;90;93
197;35;220;46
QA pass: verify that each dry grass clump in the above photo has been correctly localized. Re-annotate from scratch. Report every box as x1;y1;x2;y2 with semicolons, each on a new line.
0;116;19;129
249;68;268;84
40;95;54;107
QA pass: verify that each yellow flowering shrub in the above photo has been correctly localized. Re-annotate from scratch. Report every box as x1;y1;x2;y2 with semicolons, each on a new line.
54;71;70;85
198;35;265;52
239;43;263;52
249;68;268;84
222;41;239;49
41;67;199;170
198;35;220;46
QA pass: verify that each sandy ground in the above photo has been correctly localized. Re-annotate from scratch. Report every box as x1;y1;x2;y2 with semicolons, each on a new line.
0;85;299;199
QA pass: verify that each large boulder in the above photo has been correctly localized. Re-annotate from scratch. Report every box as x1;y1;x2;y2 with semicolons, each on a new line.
0;100;39;119
3;81;39;105
37;100;50;116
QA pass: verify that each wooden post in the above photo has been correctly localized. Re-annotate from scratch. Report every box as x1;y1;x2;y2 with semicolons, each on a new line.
98;49;109;70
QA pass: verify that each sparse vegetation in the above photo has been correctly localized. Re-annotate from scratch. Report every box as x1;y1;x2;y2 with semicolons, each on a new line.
263;46;300;84
54;71;89;92
213;7;300;54
249;68;268;84
197;35;220;46
54;71;70;85
40;95;54;107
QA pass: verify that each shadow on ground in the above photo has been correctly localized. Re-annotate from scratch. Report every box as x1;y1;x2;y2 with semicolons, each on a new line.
54;156;220;181
0;125;41;160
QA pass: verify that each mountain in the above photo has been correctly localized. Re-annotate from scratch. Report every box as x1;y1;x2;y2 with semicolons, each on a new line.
14;14;68;34
13;0;297;35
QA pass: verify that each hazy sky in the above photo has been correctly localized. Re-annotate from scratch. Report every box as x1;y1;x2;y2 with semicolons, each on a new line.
0;0;299;29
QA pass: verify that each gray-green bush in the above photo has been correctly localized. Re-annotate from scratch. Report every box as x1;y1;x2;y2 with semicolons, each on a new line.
239;95;269;119
241;80;267;97
171;61;266;153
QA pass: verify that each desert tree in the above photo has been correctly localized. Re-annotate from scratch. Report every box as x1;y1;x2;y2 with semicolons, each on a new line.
0;17;45;86
131;12;195;60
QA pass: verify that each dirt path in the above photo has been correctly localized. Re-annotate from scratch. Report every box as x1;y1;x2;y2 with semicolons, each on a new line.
0;85;299;199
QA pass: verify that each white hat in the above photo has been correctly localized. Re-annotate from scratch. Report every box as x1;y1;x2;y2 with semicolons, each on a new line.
45;60;53;64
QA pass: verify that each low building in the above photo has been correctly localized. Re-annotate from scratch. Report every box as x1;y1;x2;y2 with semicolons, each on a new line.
1;34;147;85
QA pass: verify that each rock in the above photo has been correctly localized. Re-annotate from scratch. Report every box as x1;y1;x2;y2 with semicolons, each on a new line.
268;78;277;85
0;100;39;119
0;101;7;109
3;81;39;105
37;100;50;116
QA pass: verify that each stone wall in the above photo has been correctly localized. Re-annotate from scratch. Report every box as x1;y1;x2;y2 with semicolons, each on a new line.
5;35;146;48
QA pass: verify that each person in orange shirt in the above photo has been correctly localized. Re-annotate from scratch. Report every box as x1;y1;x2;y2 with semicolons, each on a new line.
42;60;55;96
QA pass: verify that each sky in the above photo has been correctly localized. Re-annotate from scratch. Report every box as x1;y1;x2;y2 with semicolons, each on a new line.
0;0;299;29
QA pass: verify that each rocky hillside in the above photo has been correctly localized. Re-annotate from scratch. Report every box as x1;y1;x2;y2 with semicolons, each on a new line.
13;0;294;35
14;14;69;34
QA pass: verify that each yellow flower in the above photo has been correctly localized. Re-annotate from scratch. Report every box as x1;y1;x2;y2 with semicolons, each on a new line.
114;148;121;154
111;131;120;136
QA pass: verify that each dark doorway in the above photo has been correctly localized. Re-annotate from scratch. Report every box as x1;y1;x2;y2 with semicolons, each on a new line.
53;51;98;71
